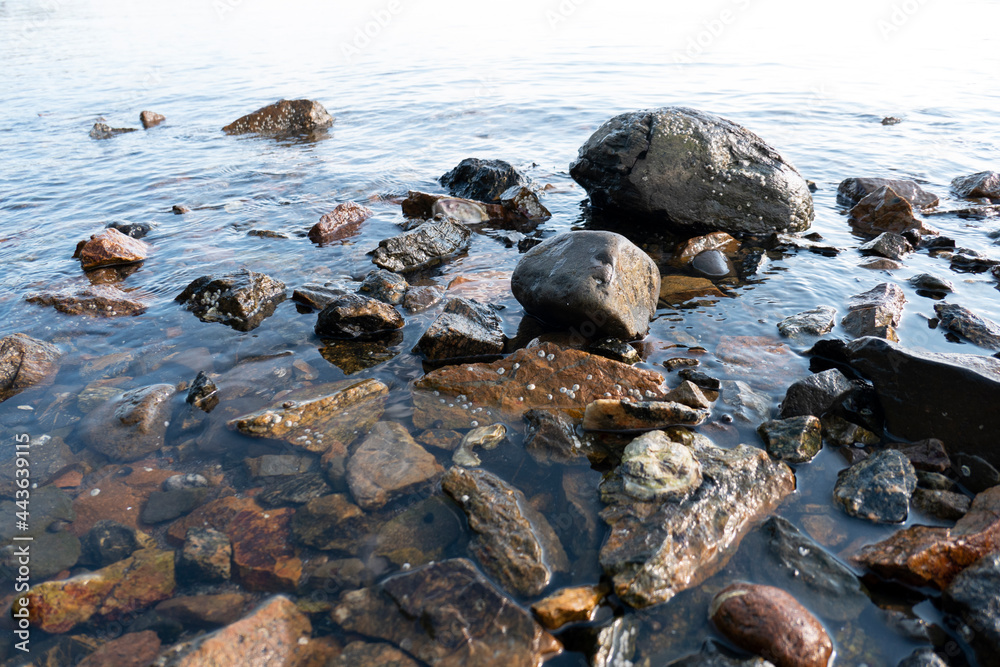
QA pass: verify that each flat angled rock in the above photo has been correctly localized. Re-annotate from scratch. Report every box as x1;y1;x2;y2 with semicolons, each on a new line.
78;228;149;270
834;450;917;523
413;297;505;361
848;186;934;237
934;302;1000;351
372;218;471;273
346;422;443;510
314;293;403;339
951;171;1000;201
77;384;176;461
582;398;708;431
779;368;854;418
842;282;906;341
859;232;913;260
27;285;147;317
308;202;372;244
837;177;939;209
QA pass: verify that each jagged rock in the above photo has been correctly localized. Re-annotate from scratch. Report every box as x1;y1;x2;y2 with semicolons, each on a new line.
374;496;463;567
402;284;444;312
837;178;940;209
291;494;371;553
588;337;641;364
175;269;286;332
291;282;348;310
331;559;561;665
439;158;531;201
952;171;1000;201
779;368;854;418
140;110;165;128
897;649;948;667
950;246;1000;273
678;368;721;391
178;527;231;582
400;190;496;221
499;185;551;223
222;99;334;135
523;409;591;465
531;584;607;630
511;230;660;340
413;297;505;361
76;384;176;461
600;431;795;607
942;553;1000;666
346;421;443;510
570;107;814;234
618;430;703;501
89;122;137;139
371;217;471;272
720;380;772;423
841;282;906;340
757;415;823;463
185;371;218;412
26;285;147;317
659;275;725;304
77;630;161;667
664;380;713;409
848;186;935;237
308;202;373;244
78;228;149;269
106;220;153;239
859;232;914;260
314;293;404;339
833;450;917;523
582;399;708;431
934;302;1000;351
357;269;407;304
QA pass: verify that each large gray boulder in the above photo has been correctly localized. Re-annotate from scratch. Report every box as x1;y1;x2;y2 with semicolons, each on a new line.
511;230;660;340
569;107;813;234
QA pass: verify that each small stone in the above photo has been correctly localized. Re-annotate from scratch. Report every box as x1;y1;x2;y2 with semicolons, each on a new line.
659;275;724;304
346;422;443;510
523;409;591;465
155;593;249;629
859;231;914;260
720;380;772;423
357;268;408;304
674;232;740;266
663;356;700;371
842;282;906;340
757;415;823;463
881;116;902;125
76;384;176;461
439;157;531;201
402;285;444;312
89;122;137;139
678;368;721;391
308;202;373;244
951;171;1000;201
588;338;641;364
291;282;348;311
821;415;879;447
222;98;334;135
691;249;731;277
172;204;190;214
257;472;331;508
291;494;371;553
848;186;934;237
77;630;161;667
779;368;854;418
942;553;1000;666
619;430;703;501
413;297;505;361
244;454;315;478
374;496;463;567
178;527;231;582
531;584;607;630
0;334;61;402
664;380;714;409
185;371;218;412
912;488;971;521
833;449;917;523
26;285;147;317
141;488;208;524
859;257;903;270
372;217;471;273
175;269;286;332
314;293;403;339
228;506;301;591
78;228;149;270
838;178;940;210
934;302;1000;351
890;438;950;473
500;185;551;224
909;273;954;296
139;110;165;128
582;398;708;431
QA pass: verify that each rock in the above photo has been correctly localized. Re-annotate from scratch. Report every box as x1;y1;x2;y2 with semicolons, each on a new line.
357;269;407;305
139;110;165;128
227;378;387;463
439;158;531;201
848;186;935;237
691;249;731;277
837;178;940;209
912;488;971;521
314;293;403;339
882;116;903;125
891;438;950;473
569;107;813;234
588;337;641;364
942;553;1000;666
106;219;153;238
834;450;917;523
934;302;1000;351
185;371;218;412
371;217;471;273
664;380;713;409
374;496;463;567
523;409;591;465
318;336;401;375
77;630;162;667
222;99;334;135
307;202;373;244
950;246;1000;273
952;171;1000;201
172;204;190;214
412;342;667;429
20;548;174;633
511;230;660;340
257;472;331;507
402;284;444;312
668;643;776;666
329;642;420;667
757;415;823;463
175;269;286;332
909;273;954;296
155;593;248;629
413;297;505;361
78;228;149;269
431;196;492;223
659;275;725;304
897;649;948;667
710;583;833;667
847;336;1000;468
141;488;207;524
346;421;443;510
452;422;506;467
442;466;568;596
152;596;316;666
291;282;348;310
841;282;906;340
0;434;75;497
779;368;854;418
600;432;795;607
859;232;914;260
582;399;708;431
954;453;1000;493
291;494;370;553
531;584;607;630
720;380;772;423
165;495;256;545
178;527;231;582
244;455;314;478
677;368;721;391
859;257;903;270
89;122;137;139
618;430;703;501
771;233;841;255
499;185;551;224
674;232;740;266
81;519;138;567
71;466;175;535
2;528;79;582
228;505;301;591
76;384;175;461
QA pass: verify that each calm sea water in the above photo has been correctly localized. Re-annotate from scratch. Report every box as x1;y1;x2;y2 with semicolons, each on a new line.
2;0;999;664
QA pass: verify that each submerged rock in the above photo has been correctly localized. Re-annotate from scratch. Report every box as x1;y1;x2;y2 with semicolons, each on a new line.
837;177;940;209
531;584;607;630
78;228;149;270
291;282;348;311
934;302;1000;351
570;107;814;234
0;333;61;402
372;217;471;272
833;449;917;523
442;466;568;596
757;415;823;463
222;98;334;135
618;430;703;501
659;275;725;304
308;202;373;244
600;433;796;607
451;422;506;467
439;157;531;201
720;380;772;424
674;231;740;266
512;230;660;340
909;273;954;297
346;421;444;510
291;493;371;554
841;282;906;340
582;398;708;431
314;293;404;339
89;122;137;139
848;186;934;237
76;384;176;461
177;527;231;583
779;368;854;418
951;170;1000;201
413;297;505;361
523;409;592;465
500;185;551;224
26;285;147;317
185;370;218;412
175;269;286;332
942;553;1000;666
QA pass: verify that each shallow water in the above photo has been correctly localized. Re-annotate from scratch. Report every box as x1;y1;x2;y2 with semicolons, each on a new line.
2;0;1000;664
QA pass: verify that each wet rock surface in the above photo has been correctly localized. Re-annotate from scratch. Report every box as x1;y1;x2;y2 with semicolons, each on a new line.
842;282;906;340
757;415;823;463
848;186;933;237
912;487;970;521
307;201;373;244
531;584;607;630
175;269;286;331
837;177;939;209
357;268;407;304
331;558;561;666
26;284;147;317
80;519;138;567
291;493;371;552
942;553;1000;666
720;380;772;423
674;232;740;266
346;421;444;510
659;275;725;304
371;217;471;272
76;383;176;461
511;230;660;340
177;527;231;582
89;122;137;139
413;297;505;360
570;107;814;234
582;398;708;431
833;449;917;523
314;292;404;338
0;333;61;402
779;368;853;418
523;408;592;465
859;231;914;260
78;228;149;269
951;170;1000;201
222;98;334;135
617;430;703;501
933;301;1000;350
140;109;165;128
909;273;954;296
440;157;532;201
77;630;162;667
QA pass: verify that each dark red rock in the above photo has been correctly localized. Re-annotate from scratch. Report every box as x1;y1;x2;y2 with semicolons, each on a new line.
308;202;373;244
139;110;165;129
848;186;935;236
78;228;149;270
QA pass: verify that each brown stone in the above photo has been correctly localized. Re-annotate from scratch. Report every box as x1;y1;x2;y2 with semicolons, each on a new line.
26;285;147;317
710;583;833;667
139;110;165;128
658;275;724;304
663;380;714;409
166;495;256;545
291;494;371;552
582;398;708;431
673;231;739;266
155;593;249;628
531;584;607;630
715;336;800;388
891;438;951;473
78;228;149;270
412;342;667;429
228;506;301;591
842;282;906;341
77;630;162;667
71;466;177;536
848;186;935;236
222;99;334;135
416;428;463;451
0;333;61;402
855;485;1000;588
345;421;444;510
178;527;232;582
307;202;373;244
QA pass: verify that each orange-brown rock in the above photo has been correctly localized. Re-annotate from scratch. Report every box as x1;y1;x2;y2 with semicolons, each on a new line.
26;285;147;317
582;398;708;431
848;185;936;236
329;641;418;667
139;110;165;129
307;202;373;244
78;228;149;270
71;466;177;536
674;231;739;266
77;630;162;667
222;99;334;135
531;584;608;630
710;583;833;667
658;275;724;304
854;485;1000;589
411;342;668;429
345;422;444;510
0;333;61;402
166;495;256;545
155;593;249;628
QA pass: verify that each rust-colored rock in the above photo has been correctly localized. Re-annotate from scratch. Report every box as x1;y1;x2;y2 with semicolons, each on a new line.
78;228;149;270
711;583;833;667
77;630;162;667
0;333;61;402
582;398;708;431
531;584;607;630
855;485;1000;589
329;641;417;667
222;99;334;135
842;282;906;341
139;110;165;128
307;202;373;244
848;186;935;236
166;495;257;545
658;275;724;304
345;421;444;510
227;506;301;591
71;466;177;536
26;285;147;317
412;342;667;429
674;231;739;266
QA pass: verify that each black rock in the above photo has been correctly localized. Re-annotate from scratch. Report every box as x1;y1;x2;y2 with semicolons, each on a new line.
908;273;954;298
779;368;854;418
186;370;218;412
833;449;917;523
952;453;1000;494
107;220;153;239
89;122;138;139
588;338;641;364
897;648;947;667
942;553;1000;666
412;297;505;361
518;236;543;253
523;409;591;465
371;217;472;273
175;269;286;332
950;247;1000;273
81;519;139;567
314;293;404;339
933;302;1000;351
439;158;532;202
859;232;914;261
678;368;720;391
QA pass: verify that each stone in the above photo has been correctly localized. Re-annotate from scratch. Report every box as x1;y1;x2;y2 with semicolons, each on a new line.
952;170;1000;201
257;473;331;507
178;527;231;582
582;399;708;431
837;177;940;209
26;285;147;317
222;99;334;135
402;284;444;312
846;336;1000;468
141;488;207;524
934;302;1000;351
442;466;568;596
81;519;138;567
570;107;813;234
664;380;713;409
757;415;823;463
106;219;153;239
841;282;906;340
314;293;403;339
139;110;165;128
891;438;951;473
882;116;902;125
859;257;903;270
89;122;137;139
859;231;914;260
439;157;531;201
771;233;841;255
175;269;286;332
912;488;971;521
950;246;1000;273
668;644;776;666
412;342;668;429
600;432;795;607
499;185;551;223
897;649;948;667
373;496;463;567
531;584;607;630
942;553;1000;666
0;434;76;498
710;583;833;667
833;449;917;523
291;494;371;553
185;370;218;412
618;430;703;501
76;384;175;461
19;548;174;633
588;337;641;364
152;596;316;666
523;409;591;465
77;630;162;667
691;249;731;277
244;454;315;478
909;273;954;296
954;453;1000;493
413;297;505;361
674;232;740;266
357;269;407;305
307;202;373;244
329;642;419;667
166;495;256;545
319;337;400;374
1;528;79;582
345;421;443;510
0;334;60;402
372;217;471;273
678;368;721;392
431;196;492;223
848;186;935;236
779;368;854;418
291;282;348;310
451;422;506;467
720;380;772;423
511;230;660;340
78;228;149;269
155;593;248;628
228;505;301;591
659;274;725;304
72;466;176;536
